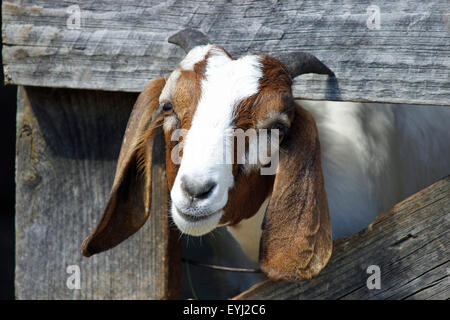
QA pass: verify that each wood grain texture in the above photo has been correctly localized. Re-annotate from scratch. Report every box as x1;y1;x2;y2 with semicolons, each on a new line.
3;0;449;105
15;86;180;299
234;176;450;300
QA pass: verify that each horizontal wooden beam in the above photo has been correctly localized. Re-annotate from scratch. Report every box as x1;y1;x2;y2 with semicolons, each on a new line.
2;1;449;106
234;176;450;300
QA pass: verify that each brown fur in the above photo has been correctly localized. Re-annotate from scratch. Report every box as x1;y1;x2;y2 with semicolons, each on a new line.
233;55;293;130
220;55;294;226
259;104;332;281
81;77;166;257
220;170;274;225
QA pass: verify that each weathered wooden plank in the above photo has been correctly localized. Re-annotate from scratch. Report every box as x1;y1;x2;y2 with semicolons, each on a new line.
15;86;180;299
3;0;449;106
234;176;450;300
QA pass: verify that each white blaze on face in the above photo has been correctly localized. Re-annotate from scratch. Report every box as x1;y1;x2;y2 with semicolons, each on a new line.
170;47;263;236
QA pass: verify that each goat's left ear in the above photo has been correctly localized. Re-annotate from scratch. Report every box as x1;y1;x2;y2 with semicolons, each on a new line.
259;103;332;281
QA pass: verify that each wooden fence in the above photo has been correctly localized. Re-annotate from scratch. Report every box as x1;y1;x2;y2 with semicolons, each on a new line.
3;0;449;299
235;177;449;300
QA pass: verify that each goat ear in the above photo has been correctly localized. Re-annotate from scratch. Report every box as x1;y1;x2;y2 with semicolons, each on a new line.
259;103;332;281
81;77;166;257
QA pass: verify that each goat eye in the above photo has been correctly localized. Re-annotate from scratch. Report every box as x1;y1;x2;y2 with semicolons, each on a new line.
271;122;288;136
162;102;173;112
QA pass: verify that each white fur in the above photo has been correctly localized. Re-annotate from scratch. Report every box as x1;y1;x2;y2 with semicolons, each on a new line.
159;68;181;105
180;44;214;70
305;101;450;239
227;196;269;262
170;202;223;236
170;48;263;236
163;113;178;131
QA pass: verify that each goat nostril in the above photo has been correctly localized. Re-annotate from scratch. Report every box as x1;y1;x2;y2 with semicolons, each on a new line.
181;178;216;200
195;182;215;199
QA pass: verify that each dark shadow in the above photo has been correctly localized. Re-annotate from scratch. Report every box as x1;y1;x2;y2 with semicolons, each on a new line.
325;75;342;101
0;1;16;297
0;83;16;300
25;87;137;161
180;228;267;300
0;17;17;300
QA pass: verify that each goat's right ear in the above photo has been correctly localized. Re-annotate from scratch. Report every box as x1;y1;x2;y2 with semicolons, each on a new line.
81;77;166;257
259;103;332;281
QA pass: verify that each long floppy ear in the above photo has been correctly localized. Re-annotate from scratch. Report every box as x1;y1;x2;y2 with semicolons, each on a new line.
259;103;332;281
81;77;166;257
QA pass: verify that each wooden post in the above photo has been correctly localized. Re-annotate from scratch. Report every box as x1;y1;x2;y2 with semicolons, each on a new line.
16;86;180;299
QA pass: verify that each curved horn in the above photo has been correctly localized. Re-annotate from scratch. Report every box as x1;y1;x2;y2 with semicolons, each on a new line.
168;28;210;53
278;52;335;78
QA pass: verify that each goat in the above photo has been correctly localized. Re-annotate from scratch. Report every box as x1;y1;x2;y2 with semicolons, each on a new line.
81;29;450;284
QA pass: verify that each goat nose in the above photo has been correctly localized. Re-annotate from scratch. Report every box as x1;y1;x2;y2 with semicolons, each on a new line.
181;177;216;200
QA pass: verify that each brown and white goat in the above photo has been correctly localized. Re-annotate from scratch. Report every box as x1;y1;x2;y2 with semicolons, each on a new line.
81;29;335;281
